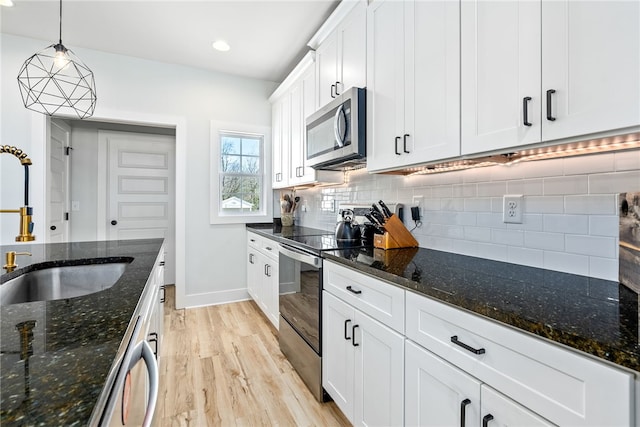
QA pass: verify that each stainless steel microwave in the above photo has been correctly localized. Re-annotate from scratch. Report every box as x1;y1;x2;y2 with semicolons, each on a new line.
306;87;366;170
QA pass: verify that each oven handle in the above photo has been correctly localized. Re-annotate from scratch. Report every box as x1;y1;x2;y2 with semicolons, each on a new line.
279;244;321;268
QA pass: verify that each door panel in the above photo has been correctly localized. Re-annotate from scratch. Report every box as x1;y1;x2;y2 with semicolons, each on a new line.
48;119;70;243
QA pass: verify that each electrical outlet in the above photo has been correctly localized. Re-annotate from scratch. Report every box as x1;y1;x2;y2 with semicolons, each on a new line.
503;195;523;224
412;195;424;216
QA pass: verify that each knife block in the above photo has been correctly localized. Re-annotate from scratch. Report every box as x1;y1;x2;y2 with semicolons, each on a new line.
373;214;419;249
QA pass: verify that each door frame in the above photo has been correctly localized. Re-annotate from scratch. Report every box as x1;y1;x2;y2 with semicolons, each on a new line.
33;109;187;309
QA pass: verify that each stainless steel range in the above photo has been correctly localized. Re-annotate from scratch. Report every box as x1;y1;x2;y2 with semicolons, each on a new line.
277;206;377;401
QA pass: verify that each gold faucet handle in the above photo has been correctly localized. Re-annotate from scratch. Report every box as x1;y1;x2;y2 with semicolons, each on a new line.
4;251;32;272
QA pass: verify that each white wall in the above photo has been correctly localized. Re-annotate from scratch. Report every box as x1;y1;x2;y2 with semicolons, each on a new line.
296;150;640;281
1;34;277;308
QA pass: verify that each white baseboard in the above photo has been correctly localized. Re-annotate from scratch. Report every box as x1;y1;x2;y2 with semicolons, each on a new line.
182;288;250;309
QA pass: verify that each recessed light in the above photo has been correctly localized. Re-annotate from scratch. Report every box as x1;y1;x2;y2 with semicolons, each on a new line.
212;40;230;52
0;0;15;7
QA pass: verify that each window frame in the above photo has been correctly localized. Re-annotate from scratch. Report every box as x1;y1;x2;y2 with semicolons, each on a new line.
209;120;272;224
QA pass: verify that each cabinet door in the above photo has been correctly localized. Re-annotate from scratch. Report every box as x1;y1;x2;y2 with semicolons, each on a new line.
541;0;640;141
405;340;481;427
322;291;355;423
263;259;279;329
272;99;287;189
406;0;460;165
353;310;404;427
366;0;405;172
288;80;304;185
247;249;260;302
481;385;555;427
338;0;367;95
461;0;541;155
316;32;339;109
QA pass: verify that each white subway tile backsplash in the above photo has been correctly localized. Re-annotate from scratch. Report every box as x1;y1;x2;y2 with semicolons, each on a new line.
543;251;589;276
296;150;635;280
589;216;619;237
524;231;565;251
564;153;615;175
525;196;565;214
589;171;640;194
543;175;588;195
507;246;544;268
491;229;524;246
565;235;616;258
589;256;618;281
506;178;543;195
565;194;616;215
543;214;589;234
477;181;507;197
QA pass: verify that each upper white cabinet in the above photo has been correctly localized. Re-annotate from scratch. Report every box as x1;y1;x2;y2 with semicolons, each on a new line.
270;52;342;189
310;0;367;110
367;0;460;172
462;0;640;156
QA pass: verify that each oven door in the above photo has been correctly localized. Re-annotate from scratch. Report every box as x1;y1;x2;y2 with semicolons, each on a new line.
278;243;322;354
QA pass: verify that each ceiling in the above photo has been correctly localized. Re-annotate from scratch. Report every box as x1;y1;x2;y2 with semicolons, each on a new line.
0;0;340;83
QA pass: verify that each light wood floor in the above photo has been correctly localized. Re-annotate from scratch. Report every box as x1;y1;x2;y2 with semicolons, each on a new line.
156;286;350;426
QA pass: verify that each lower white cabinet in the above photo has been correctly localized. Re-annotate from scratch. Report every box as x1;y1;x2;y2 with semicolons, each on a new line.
323;290;404;426
246;232;279;329
406;340;553;427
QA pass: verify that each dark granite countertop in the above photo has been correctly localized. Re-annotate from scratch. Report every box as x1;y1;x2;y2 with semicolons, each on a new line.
0;239;164;426
322;245;640;373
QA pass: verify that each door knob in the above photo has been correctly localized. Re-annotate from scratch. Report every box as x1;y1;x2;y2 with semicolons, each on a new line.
111;220;118;226
50;225;56;230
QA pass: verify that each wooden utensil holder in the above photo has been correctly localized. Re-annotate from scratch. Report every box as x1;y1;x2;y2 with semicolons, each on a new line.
373;214;419;249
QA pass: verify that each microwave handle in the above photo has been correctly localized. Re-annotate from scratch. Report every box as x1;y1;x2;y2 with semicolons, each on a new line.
333;104;347;147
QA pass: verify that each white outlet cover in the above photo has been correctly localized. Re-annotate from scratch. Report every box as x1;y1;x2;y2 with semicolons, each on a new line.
503;195;523;224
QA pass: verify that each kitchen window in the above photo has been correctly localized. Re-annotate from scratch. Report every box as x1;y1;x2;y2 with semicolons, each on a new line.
210;121;272;224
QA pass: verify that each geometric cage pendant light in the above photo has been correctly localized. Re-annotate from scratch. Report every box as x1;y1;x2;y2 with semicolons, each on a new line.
17;0;97;119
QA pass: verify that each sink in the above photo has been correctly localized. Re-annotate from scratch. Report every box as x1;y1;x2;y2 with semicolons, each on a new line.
1;260;132;305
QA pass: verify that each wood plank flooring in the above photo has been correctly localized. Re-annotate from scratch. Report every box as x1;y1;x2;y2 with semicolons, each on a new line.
156;286;350;426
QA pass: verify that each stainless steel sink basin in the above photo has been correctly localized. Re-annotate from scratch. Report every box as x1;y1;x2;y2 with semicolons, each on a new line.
1;261;131;305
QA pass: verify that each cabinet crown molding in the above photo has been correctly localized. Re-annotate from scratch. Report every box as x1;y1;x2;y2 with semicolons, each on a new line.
269;51;315;102
307;0;363;49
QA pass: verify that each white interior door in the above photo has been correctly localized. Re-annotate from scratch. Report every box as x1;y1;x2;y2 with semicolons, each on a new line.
47;119;70;243
101;130;176;284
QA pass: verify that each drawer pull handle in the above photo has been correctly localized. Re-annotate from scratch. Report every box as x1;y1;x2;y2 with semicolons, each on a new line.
451;335;485;355
482;414;494;427
344;319;352;340
346;285;362;295
352;324;360;347
460;399;471;427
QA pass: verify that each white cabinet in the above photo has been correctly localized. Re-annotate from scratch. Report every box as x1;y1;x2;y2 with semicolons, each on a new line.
314;0;367;109
246;232;279;329
405;291;634;426
367;0;460;172
462;0;640;155
406;340;553;427
146;243;165;365
322;290;404;426
270;53;342;189
405;340;481;427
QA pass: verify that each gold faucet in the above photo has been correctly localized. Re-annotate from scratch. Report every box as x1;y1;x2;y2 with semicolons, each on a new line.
3;251;32;273
0;145;35;242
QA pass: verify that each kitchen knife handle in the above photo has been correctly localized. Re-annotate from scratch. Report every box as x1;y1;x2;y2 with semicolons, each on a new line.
378;200;392;218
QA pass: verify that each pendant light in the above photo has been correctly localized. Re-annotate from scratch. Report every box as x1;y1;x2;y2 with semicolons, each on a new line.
17;0;97;119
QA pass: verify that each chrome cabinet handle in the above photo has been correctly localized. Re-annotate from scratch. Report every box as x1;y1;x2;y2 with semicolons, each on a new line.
523;96;532;126
160;285;165;303
546;89;556;121
331;84;336;99
451;335;485;355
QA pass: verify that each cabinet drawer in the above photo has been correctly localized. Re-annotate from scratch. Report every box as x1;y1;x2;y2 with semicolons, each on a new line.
405;291;633;427
260;239;278;261
247;231;261;249
324;261;404;333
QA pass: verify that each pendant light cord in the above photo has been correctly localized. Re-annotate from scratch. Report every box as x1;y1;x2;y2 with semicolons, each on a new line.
58;0;62;45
